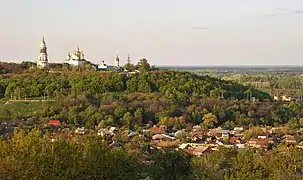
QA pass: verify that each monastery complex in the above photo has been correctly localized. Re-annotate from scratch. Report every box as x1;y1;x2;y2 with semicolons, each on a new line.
36;37;132;71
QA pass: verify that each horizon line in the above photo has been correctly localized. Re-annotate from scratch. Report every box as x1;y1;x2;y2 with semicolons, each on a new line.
2;60;303;67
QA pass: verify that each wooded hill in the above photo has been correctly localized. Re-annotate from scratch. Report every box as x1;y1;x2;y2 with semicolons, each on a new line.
0;69;270;101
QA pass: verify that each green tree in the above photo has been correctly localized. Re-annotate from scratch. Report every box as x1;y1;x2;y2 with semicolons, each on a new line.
138;79;151;93
123;63;136;72
123;112;133;129
136;58;150;72
149;151;192;180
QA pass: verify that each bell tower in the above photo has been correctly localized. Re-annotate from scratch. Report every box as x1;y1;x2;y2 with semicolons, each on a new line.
37;36;49;68
115;54;120;67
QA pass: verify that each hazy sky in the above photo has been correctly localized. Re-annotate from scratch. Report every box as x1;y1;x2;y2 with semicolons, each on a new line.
1;0;303;66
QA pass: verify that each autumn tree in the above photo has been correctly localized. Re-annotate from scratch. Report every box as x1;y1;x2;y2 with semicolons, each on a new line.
201;113;218;129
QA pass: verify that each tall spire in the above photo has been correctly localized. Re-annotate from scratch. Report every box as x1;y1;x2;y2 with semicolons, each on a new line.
127;54;131;72
115;54;120;67
127;54;131;64
40;36;46;48
37;36;49;68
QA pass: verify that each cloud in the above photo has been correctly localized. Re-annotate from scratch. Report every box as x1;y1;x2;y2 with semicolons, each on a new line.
291;9;303;14
274;7;303;15
262;7;303;17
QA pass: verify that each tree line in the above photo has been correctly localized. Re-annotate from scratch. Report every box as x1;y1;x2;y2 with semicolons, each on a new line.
0;128;302;179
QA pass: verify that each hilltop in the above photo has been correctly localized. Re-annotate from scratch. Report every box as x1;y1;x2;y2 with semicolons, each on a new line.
0;68;271;127
0;69;270;101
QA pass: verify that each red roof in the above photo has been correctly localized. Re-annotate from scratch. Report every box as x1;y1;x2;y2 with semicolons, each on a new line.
48;120;60;126
230;136;239;144
248;138;270;148
150;127;165;134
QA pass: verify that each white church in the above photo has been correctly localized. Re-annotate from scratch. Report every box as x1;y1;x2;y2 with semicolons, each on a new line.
36;37;124;71
37;37;49;68
96;55;120;71
64;46;87;66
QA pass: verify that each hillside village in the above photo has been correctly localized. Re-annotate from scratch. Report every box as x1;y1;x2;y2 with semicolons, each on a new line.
2;119;303;157
3;1;303;178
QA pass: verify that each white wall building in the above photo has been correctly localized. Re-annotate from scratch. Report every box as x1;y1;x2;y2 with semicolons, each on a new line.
64;46;86;66
37;37;49;68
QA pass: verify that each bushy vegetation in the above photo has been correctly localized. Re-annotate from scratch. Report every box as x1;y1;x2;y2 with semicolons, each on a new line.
0;69;270;99
0;129;302;180
2;65;303;179
0;61;35;74
1;68;303;130
221;73;303;97
0;69;274;128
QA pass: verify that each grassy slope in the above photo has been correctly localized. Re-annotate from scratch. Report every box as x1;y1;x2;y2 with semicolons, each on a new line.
0;101;45;121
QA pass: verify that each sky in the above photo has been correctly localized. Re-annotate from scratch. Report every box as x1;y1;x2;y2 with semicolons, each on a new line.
1;0;303;66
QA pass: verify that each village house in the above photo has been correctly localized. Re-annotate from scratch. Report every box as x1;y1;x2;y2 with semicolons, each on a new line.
98;128;110;137
258;133;270;139
75;127;86;135
152;134;174;142
190;131;207;142
155;140;179;151
190;126;207;142
230;136;241;144
149;126;166;135
177;143;213;155
247;138;274;149
48;119;60;127
191;146;212;156
221;130;230;139
206;136;217;144
109;127;118;135
282;135;297;146
233;127;244;132
207;128;220;137
178;143;195;150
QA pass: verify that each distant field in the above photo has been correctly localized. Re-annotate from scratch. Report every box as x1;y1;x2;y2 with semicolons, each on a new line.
158;65;303;75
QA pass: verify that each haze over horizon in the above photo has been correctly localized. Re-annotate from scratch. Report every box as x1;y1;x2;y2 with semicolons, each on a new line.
1;0;303;66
